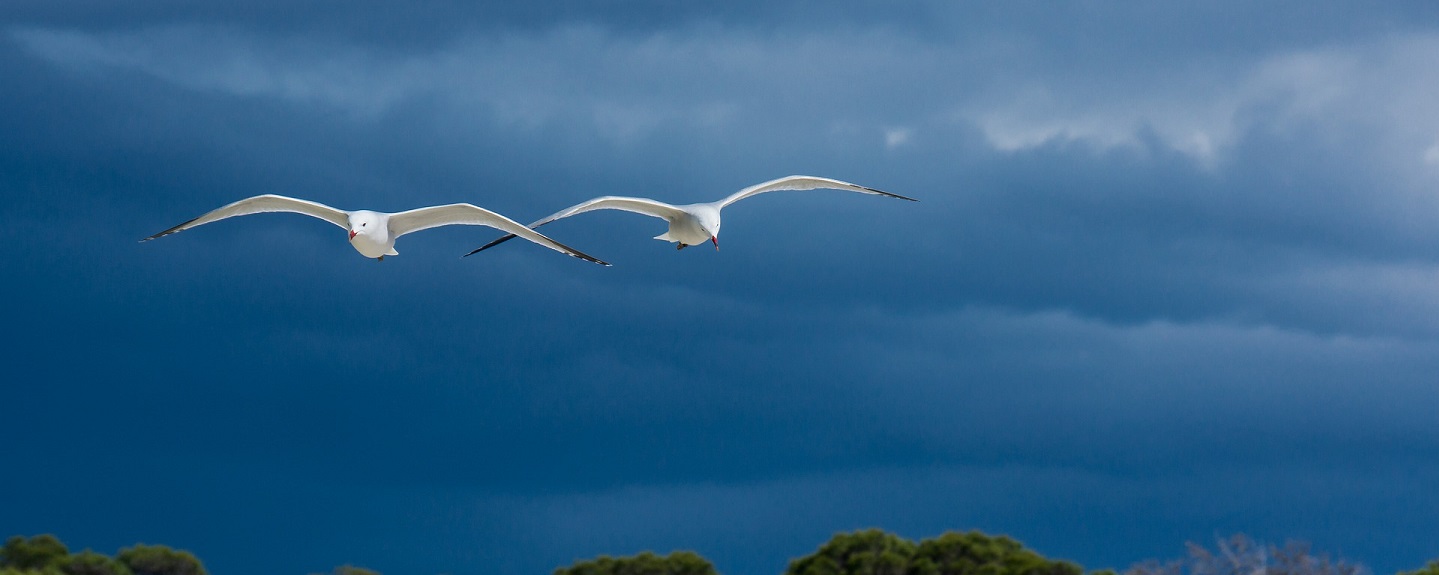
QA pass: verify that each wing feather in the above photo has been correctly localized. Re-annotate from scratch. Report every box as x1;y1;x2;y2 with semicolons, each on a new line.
389;204;609;266
718;175;916;208
465;196;684;256
141;195;350;241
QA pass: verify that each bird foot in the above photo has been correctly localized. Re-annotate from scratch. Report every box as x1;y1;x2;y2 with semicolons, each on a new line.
676;243;687;251
378;256;384;261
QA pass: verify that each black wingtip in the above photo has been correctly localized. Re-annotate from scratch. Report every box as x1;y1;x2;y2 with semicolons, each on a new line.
548;237;610;267
462;233;610;266
567;249;611;267
464;233;521;257
862;185;919;202
141;216;202;243
462;242;500;258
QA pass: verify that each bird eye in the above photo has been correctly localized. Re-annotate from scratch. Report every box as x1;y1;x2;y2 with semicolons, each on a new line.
362;223;367;227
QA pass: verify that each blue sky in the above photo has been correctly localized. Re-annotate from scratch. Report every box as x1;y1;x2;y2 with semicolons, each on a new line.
3;2;1438;574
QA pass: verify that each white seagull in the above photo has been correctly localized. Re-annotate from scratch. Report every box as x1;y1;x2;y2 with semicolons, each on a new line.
465;175;916;256
142;194;609;265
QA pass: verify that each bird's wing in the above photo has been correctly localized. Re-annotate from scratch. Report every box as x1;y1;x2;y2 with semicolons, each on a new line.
717;175;917;208
464;196;685;256
142;194;350;241
389;203;609;266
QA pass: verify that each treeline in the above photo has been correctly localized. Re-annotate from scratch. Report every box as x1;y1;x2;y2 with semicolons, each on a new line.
0;535;204;575
0;535;374;575
555;530;1439;575
7;531;1439;575
554;530;1079;575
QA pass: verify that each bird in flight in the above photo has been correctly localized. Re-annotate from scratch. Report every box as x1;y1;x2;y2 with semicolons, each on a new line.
142;194;609;265
465;175;915;257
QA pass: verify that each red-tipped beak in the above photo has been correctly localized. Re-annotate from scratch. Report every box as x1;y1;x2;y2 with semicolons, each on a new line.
711;236;719;251
349;230;357;240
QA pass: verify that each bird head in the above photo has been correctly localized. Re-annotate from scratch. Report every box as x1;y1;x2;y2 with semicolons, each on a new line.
349;211;382;242
695;210;722;251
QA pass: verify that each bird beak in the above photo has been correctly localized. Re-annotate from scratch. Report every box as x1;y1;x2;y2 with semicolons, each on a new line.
711;236;719;251
349;230;358;240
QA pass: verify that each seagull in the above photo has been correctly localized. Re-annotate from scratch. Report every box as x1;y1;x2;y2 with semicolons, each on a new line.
142;194;609;265
465;175;915;256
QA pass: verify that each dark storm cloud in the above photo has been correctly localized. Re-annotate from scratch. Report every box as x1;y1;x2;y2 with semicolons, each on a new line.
6;1;1437;54
15;16;1439;338
5;3;1439;575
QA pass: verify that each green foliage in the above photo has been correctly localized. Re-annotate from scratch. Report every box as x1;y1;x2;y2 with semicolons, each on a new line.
553;550;717;575
1400;562;1439;575
910;531;1082;575
114;546;204;575
59;551;131;575
786;529;1082;575
9;528;1416;575
1;535;70;571
787;529;916;575
309;566;382;575
1;568;63;575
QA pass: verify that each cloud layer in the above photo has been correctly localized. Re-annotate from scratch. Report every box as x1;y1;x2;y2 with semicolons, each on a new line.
3;3;1439;574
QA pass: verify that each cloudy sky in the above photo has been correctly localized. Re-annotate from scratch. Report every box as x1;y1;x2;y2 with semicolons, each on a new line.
3;2;1438;574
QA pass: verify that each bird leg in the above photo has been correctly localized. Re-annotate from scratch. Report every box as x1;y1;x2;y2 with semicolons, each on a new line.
378;256;385;261
676;243;687;251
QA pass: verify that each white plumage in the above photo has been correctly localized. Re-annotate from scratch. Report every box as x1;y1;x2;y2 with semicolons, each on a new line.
142;194;609;265
466;175;915;256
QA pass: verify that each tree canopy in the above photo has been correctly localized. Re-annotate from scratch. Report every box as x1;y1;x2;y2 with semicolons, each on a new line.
785;529;1083;575
114;545;205;575
1;535;70;571
3;530;1437;575
57;551;131;575
553;550;717;575
0;534;379;575
1400;562;1439;575
910;531;1083;575
312;566;383;575
0;537;211;575
786;529;916;575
